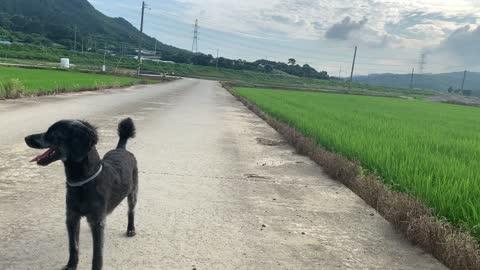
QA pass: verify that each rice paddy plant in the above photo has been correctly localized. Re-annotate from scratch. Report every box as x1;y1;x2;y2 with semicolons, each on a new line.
234;87;480;238
0;66;145;98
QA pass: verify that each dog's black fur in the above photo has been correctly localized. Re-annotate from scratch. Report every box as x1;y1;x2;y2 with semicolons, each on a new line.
25;118;138;270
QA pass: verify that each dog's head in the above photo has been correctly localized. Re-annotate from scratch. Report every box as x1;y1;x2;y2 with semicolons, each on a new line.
25;120;98;166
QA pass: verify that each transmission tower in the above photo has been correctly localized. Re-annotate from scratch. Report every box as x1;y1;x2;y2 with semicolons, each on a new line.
419;52;426;74
417;52;427;89
192;19;199;53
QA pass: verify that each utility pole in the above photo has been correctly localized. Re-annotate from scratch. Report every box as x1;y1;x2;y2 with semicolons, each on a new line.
137;1;147;77
338;67;342;79
216;48;219;69
409;68;415;88
103;43;107;72
461;70;467;91
154;39;157;56
73;25;77;52
192;19;198;53
81;38;84;53
349;46;357;83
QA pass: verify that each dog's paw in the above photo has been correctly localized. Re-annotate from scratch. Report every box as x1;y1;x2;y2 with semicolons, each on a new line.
126;229;136;237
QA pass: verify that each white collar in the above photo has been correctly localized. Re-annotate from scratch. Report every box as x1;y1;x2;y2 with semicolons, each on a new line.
67;164;103;187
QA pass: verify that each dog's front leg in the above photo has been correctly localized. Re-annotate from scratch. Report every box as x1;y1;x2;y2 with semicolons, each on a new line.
64;211;81;270
87;215;105;270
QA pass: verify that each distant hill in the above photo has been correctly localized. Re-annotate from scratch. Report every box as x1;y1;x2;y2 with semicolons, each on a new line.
353;72;480;94
0;0;193;61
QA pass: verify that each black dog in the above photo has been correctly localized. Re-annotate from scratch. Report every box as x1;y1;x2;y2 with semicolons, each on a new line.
25;118;138;270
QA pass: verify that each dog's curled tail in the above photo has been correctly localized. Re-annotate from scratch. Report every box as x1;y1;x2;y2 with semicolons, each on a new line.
117;118;136;149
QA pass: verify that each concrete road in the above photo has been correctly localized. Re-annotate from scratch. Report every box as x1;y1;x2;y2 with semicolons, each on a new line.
0;79;445;270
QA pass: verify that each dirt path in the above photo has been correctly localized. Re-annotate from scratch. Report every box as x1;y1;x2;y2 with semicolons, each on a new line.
0;79;445;269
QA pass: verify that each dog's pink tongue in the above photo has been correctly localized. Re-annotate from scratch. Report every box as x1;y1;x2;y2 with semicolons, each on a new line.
31;149;53;162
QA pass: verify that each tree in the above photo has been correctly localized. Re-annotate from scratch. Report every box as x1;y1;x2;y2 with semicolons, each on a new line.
302;64;316;77
191;53;213;66
447;86;453;93
288;58;296;65
317;71;329;80
264;64;273;72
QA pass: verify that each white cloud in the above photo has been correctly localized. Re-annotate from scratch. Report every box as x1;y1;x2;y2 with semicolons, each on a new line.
87;0;480;73
174;0;479;49
427;25;480;70
325;16;368;40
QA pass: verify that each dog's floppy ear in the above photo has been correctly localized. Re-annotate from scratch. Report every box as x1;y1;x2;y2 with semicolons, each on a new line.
69;121;98;161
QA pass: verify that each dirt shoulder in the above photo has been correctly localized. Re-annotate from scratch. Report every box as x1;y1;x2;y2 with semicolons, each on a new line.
429;95;480;107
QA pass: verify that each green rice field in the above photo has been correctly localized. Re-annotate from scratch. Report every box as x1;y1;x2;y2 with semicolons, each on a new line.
234;87;480;238
0;66;146;98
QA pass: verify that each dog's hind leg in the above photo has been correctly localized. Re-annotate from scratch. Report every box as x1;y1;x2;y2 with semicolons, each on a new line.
63;211;81;270
127;188;137;237
127;168;138;237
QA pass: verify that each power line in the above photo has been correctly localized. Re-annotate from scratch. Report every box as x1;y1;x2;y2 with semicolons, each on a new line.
35;19;470;70
142;7;470;66
18;3;476;75
140;20;470;70
36;5;479;69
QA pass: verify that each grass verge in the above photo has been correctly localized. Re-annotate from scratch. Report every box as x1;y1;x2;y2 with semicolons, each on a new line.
0;66;154;99
224;84;480;270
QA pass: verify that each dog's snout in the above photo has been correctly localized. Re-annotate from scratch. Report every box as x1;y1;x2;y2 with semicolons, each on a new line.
25;135;37;148
25;133;48;149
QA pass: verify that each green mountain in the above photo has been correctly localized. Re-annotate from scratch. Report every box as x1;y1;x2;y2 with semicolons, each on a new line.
354;72;480;94
0;0;193;61
0;0;330;78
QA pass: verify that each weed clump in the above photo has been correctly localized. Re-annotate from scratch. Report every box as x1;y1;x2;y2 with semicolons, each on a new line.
0;78;24;99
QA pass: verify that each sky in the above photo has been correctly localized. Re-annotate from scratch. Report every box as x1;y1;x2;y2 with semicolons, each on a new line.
88;0;480;75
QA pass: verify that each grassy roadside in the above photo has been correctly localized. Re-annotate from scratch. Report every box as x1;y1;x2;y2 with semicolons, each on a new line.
230;86;480;269
0;66;153;99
